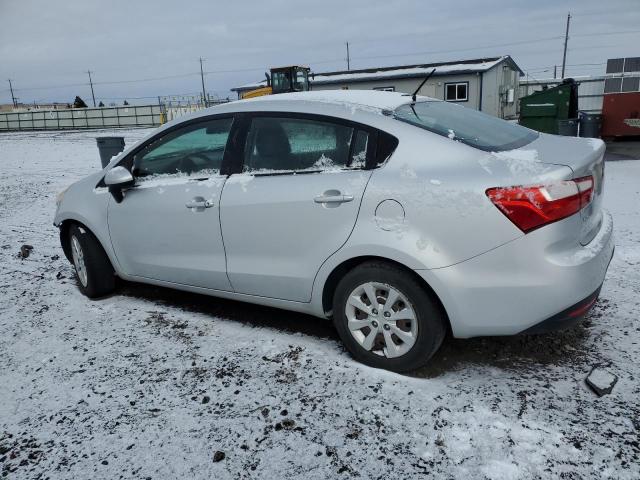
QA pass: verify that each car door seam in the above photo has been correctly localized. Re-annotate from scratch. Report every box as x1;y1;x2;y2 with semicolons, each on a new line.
105;194;127;275
308;169;375;303
219;176;236;292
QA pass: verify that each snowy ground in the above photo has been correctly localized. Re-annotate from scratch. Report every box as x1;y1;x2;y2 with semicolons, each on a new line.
1;129;639;479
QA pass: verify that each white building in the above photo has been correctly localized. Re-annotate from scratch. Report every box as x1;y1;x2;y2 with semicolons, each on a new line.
231;56;523;119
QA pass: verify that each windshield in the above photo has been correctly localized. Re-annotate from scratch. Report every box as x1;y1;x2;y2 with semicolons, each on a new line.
394;101;538;152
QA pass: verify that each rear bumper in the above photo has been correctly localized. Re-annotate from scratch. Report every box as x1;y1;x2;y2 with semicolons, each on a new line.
521;284;603;334
417;210;614;338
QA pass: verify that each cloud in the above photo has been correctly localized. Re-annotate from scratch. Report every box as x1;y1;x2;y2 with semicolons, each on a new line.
0;0;638;103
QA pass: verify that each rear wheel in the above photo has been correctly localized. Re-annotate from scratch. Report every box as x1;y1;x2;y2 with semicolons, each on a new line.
333;261;446;372
68;224;115;298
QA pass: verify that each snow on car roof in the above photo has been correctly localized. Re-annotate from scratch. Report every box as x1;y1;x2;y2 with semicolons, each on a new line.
239;90;420;112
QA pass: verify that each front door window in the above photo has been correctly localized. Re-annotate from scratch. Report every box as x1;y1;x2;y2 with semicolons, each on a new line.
133;117;233;178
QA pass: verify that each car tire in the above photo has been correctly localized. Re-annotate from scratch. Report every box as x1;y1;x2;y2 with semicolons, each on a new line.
68;224;115;298
333;261;446;372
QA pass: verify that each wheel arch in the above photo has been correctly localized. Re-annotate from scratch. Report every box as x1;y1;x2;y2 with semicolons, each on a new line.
58;218;115;270
320;255;452;333
59;219;77;262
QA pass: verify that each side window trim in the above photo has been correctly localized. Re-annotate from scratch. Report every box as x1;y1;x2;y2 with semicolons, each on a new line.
346;128;358;167
366;130;379;169
221;113;250;176
111;114;239;177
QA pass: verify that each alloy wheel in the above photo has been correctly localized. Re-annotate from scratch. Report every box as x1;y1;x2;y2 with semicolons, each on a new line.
71;235;88;287
345;282;418;358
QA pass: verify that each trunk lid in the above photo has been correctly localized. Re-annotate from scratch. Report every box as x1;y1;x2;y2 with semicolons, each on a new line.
508;133;605;245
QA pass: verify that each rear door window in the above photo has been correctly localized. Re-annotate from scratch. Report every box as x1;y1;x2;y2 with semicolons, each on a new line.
243;116;369;173
394;101;537;152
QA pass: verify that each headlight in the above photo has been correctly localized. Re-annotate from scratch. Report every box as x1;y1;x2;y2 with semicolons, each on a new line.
56;187;70;208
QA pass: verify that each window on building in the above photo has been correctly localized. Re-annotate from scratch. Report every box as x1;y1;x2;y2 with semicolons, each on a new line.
444;82;469;102
373;86;395;92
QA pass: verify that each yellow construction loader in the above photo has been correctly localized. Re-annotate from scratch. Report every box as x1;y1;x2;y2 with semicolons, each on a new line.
241;66;310;99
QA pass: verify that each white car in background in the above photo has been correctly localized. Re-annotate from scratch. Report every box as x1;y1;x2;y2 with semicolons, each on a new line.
54;90;614;372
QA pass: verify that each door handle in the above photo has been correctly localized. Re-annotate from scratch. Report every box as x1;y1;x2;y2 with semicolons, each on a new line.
185;198;214;209
314;193;354;204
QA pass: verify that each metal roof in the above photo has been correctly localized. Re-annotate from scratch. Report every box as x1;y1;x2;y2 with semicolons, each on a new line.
311;56;522;86
232;56;522;92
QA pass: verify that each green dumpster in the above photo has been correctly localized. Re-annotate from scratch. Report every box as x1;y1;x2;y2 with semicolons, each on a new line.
519;79;579;135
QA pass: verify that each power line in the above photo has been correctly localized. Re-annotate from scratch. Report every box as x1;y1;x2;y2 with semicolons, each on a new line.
343;30;639;65
572;29;640;38
5;28;639;98
92;72;201;86
203;66;271;75
346;36;565;63
14;31;630;93
524;62;605;72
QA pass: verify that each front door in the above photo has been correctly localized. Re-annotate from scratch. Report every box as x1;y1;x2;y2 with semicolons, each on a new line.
108;116;234;291
220;114;375;302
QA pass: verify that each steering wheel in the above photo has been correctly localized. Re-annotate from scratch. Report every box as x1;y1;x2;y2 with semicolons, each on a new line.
178;152;210;173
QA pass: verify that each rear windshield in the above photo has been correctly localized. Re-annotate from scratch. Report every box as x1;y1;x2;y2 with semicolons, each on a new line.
394;101;538;152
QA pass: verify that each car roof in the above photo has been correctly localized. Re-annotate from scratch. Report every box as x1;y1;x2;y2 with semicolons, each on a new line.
238;90;419;112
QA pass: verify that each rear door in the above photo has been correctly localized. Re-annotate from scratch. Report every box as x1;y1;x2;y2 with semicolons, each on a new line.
107;116;234;290
219;113;377;302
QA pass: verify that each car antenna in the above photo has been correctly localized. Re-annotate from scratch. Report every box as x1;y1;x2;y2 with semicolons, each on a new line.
411;68;436;102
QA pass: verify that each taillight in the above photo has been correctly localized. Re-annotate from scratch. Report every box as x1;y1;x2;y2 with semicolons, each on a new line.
575;175;594;207
486;175;594;233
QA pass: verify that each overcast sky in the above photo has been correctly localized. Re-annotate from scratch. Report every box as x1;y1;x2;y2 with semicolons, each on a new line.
1;0;639;105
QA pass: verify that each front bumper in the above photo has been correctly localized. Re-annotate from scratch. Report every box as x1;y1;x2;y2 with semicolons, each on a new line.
416;210;614;338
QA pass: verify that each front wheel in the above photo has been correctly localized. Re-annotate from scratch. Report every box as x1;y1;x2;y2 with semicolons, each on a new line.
68;224;115;298
333;262;446;372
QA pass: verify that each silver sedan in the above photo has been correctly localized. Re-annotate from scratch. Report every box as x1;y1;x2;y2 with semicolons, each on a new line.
54;90;614;372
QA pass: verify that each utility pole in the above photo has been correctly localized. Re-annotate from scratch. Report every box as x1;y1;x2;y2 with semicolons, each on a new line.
346;42;350;70
7;79;17;108
561;12;571;79
554;65;557;79
87;70;96;107
199;57;207;107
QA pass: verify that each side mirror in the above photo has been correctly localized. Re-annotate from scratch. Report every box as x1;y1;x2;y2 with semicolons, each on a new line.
104;166;134;203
